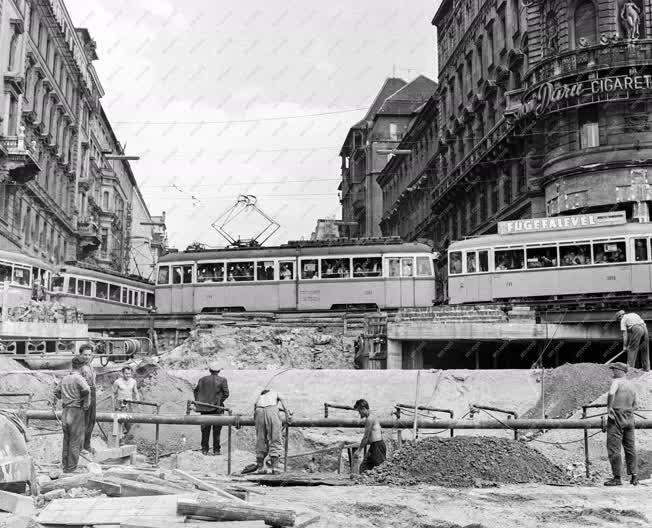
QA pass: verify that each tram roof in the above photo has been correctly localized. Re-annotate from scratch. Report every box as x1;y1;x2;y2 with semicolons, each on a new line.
449;222;652;250
159;241;433;263
59;264;155;288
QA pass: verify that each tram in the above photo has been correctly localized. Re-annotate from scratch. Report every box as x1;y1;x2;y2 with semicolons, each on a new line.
155;239;438;313
0;249;54;309
447;211;652;304
52;264;155;315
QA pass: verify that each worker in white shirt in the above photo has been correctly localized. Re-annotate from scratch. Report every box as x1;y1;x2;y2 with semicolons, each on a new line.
616;310;650;371
112;366;140;438
253;388;292;474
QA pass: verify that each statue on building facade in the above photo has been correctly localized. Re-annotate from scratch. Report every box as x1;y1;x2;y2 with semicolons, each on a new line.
620;1;641;39
543;10;559;55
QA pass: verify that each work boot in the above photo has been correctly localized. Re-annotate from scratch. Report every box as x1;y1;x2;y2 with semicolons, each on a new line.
631;474;639;486
201;450;209;456
211;450;221;456
269;456;281;474
255;457;265;474
604;477;623;486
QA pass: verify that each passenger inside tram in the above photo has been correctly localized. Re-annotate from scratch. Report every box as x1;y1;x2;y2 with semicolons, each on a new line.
280;263;293;280
449;253;462;274
466;254;476;273
402;258;414;277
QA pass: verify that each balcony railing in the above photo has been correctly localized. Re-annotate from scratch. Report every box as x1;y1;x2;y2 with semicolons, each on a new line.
526;40;652;88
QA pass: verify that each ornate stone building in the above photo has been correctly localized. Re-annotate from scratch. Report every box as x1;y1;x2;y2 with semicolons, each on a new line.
0;0;164;279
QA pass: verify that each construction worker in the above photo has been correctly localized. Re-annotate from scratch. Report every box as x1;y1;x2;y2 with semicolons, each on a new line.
112;365;141;439
353;399;386;473
54;356;90;473
604;362;639;486
78;343;97;454
254;388;292;473
616;310;650;371
194;363;229;455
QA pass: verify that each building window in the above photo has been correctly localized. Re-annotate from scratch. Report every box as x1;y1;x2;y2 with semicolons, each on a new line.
517;162;527;195
24;206;31;244
511;0;520;35
8;96;18;135
487;23;495;67
101;228;109;257
8;27;20;71
466;55;473;93
503;171;512;205
579;107;599;148
498;8;507;52
102;190;110;210
476;43;484;80
574;0;597;47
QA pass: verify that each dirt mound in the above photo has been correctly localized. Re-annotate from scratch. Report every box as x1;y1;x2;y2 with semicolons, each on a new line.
7;299;83;323
524;363;613;419
160;326;355;370
360;436;568;487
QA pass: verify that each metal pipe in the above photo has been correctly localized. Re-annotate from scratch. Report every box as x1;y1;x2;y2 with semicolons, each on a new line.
324;402;355;418
284;423;290;472
582;406;590;478
413;370;421;439
16;410;652;430
226;409;232;476
155;404;161;466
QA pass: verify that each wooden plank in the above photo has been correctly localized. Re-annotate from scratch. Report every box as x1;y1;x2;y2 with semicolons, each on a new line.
37;496;184;525
103;476;192;497
172;469;247;504
177;497;295;527
93;445;137;463
85;478;122;497
242;473;354;486
39;473;94;493
121;522;265;528
0;490;35;516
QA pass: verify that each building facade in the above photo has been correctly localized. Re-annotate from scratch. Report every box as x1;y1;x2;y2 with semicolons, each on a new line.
0;0;164;280
339;76;437;238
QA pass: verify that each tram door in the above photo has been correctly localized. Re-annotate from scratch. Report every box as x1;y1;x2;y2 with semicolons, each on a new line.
172;264;195;312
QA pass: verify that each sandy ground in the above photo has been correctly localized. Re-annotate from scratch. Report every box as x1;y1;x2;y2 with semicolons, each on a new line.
249;481;652;528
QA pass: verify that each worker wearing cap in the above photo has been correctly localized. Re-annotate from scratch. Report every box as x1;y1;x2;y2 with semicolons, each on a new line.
194;363;229;455
78;343;97;455
254;389;292;473
54;356;90;473
604;362;639;486
616;310;650;371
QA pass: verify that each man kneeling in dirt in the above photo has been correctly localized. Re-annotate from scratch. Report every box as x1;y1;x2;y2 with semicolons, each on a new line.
354;399;386;473
605;362;639;486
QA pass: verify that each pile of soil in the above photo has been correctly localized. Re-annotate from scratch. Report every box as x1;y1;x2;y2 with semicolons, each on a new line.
7;300;83;324
160;326;355;369
524;363;613;419
360;436;569;487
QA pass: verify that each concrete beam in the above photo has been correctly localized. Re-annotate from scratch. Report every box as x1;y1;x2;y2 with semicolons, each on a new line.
387;322;621;342
386;339;402;369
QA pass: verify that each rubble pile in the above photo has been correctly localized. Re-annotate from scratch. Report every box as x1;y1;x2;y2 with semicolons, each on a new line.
6;300;83;324
161;326;355;369
360;436;569;487
524;363;613;419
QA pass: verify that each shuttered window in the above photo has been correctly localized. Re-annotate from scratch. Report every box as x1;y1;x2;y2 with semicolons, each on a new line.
575;1;597;47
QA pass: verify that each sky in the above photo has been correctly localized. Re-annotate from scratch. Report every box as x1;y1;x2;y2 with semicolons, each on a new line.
65;0;439;249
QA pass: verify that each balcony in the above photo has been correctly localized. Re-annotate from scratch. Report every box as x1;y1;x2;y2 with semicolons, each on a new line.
76;219;101;249
526;40;652;88
0;127;41;183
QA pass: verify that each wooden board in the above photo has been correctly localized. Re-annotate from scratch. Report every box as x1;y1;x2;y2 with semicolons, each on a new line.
121;519;265;528
102;476;192;497
36;495;184;525
241;473;354;486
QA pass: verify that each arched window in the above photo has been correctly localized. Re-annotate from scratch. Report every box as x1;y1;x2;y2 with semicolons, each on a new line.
102;191;110;210
575;0;597;47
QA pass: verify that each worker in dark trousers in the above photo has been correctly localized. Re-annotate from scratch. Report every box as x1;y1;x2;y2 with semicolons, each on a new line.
54;356;90;473
194;363;229;455
604;362;639;486
616;310;650;371
78;343;97;454
354;399;386;473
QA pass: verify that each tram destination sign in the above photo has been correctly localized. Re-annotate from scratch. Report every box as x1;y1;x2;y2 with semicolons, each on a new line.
498;212;627;235
508;75;652;120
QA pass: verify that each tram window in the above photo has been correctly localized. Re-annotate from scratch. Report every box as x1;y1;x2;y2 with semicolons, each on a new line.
401;257;414;277
76;279;84;296
147;293;155;308
353;257;382;278
157;266;170;285
84;281;91;297
198;262;224;283
322;258;350;279
301;259;319;279
526;247;557;269
466;253;477;273
388;258;401;277
559;244;591;266
227;261;254;282
495;249;524;270
593;241;626;264
96;282;108;299
68;277;76;294
109;284;120;302
139;291;146;307
0;264;11;282
256;261;275;281
416;256;432;277
449;252;462;275
13;266;30;286
52;276;64;291
122;288;128;303
635;239;649;261
128;290;133;304
478;250;489;272
279;261;294;280
172;265;193;284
